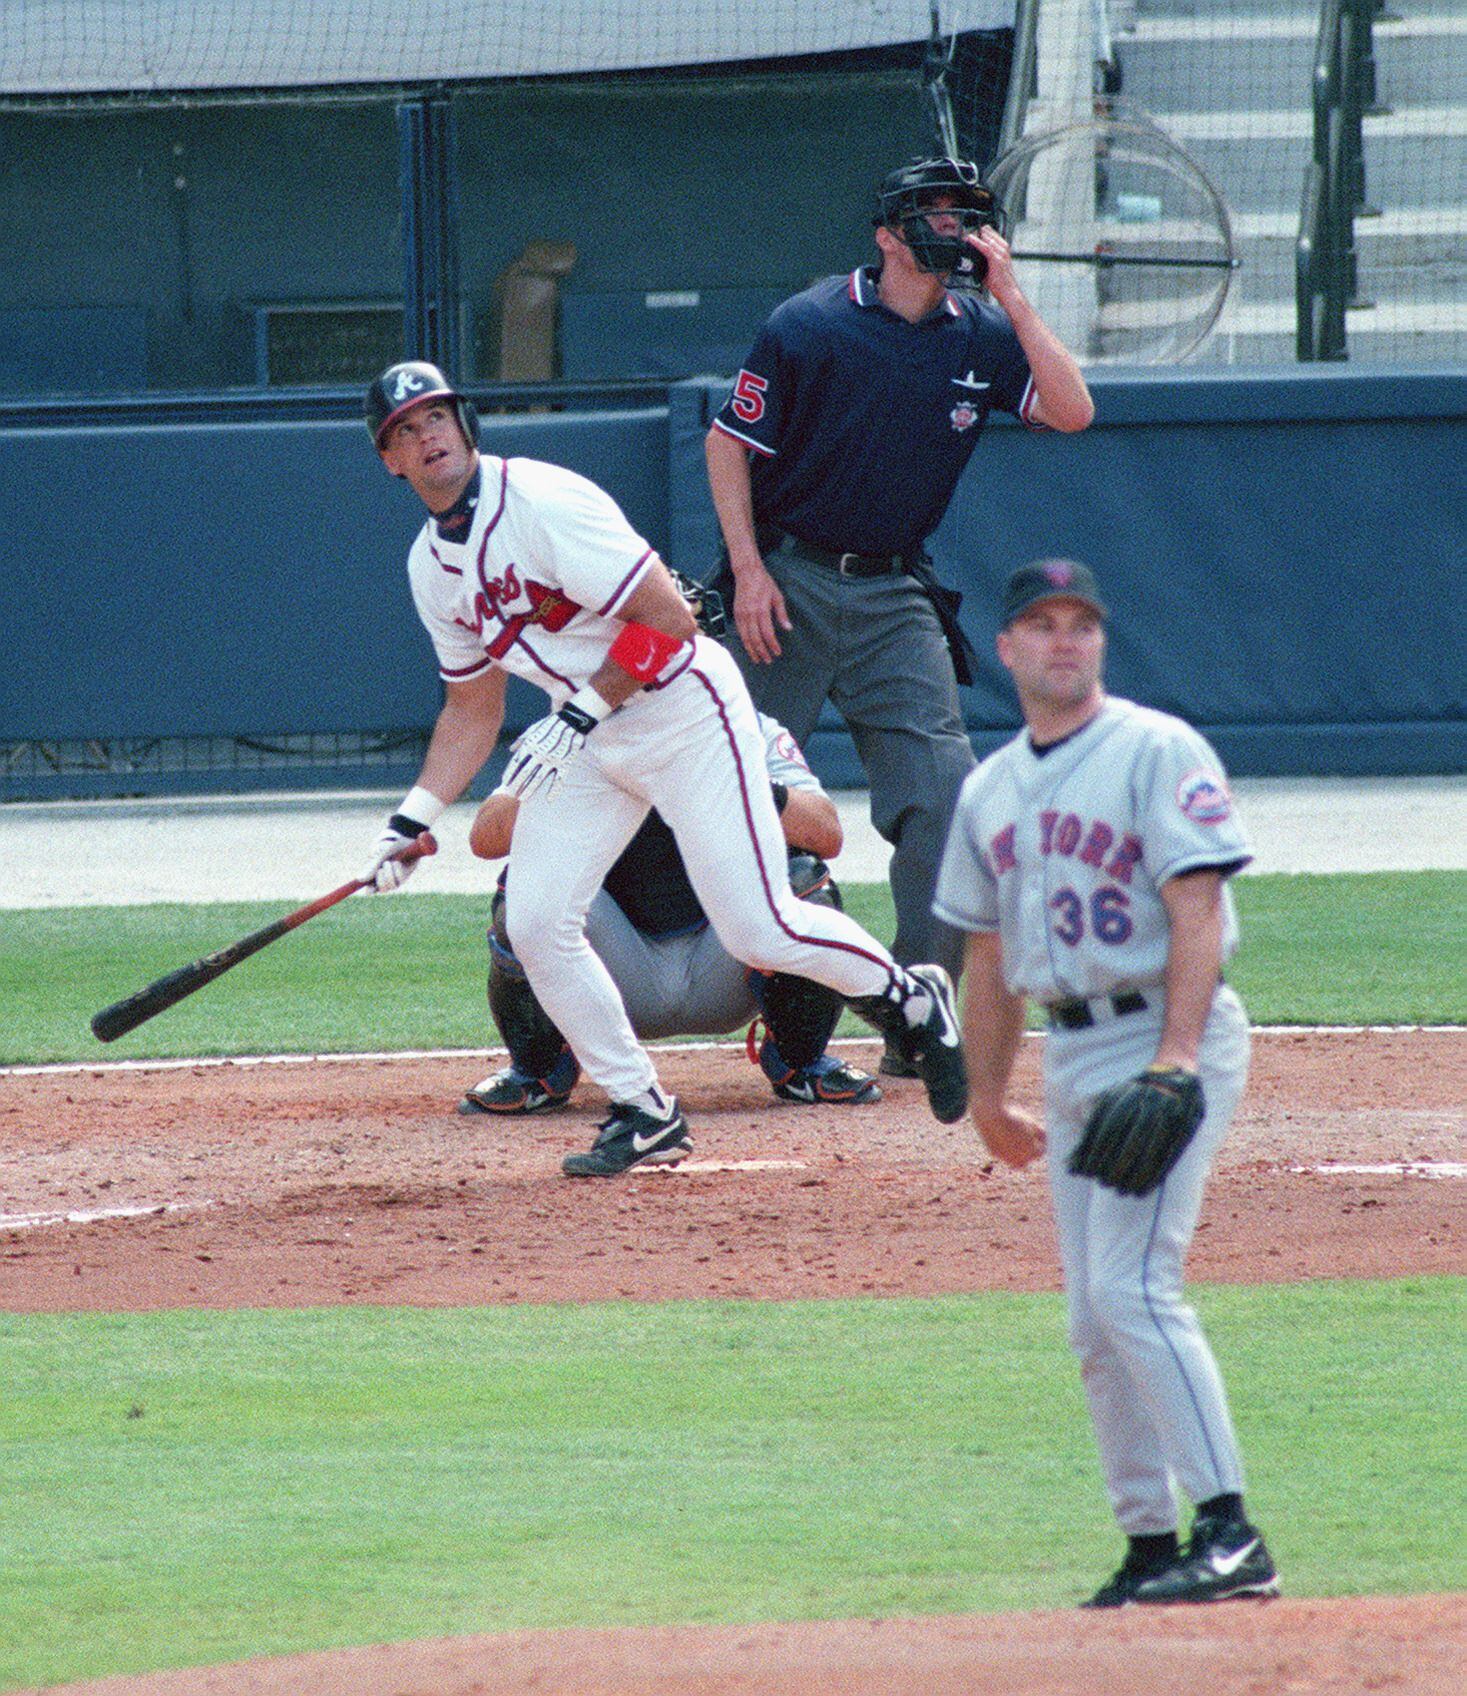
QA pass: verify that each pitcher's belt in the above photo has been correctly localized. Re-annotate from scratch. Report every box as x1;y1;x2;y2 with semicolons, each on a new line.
1046;990;1149;1030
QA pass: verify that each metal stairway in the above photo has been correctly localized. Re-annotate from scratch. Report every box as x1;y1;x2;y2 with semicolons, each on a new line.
1112;0;1467;362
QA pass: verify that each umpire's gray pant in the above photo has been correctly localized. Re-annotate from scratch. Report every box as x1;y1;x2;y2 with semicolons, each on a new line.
721;547;975;979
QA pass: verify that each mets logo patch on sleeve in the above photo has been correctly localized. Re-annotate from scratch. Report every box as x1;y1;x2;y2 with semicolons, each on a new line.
1176;769;1233;824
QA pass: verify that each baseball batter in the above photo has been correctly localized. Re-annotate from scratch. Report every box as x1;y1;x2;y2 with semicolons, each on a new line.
461;706;879;1113
934;559;1279;1607
359;360;967;1177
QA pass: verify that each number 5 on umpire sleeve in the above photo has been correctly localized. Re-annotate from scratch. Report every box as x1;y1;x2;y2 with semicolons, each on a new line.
730;369;768;424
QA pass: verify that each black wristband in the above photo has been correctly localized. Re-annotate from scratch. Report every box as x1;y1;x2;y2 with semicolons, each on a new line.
770;781;789;815
558;702;600;735
387;812;430;838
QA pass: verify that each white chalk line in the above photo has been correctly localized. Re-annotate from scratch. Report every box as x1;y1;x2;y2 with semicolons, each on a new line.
0;1199;214;1233
1291;1162;1467;1180
4;1026;1463;1081
631;1159;809;1176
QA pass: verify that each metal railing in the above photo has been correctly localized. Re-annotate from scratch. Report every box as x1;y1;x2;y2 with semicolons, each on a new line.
997;0;1041;161
1297;0;1391;360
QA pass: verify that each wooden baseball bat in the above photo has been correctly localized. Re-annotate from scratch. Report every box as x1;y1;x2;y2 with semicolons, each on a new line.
89;834;437;1043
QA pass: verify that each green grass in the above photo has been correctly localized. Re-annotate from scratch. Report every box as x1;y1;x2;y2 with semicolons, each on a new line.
1;872;1462;1065
0;1279;1460;1687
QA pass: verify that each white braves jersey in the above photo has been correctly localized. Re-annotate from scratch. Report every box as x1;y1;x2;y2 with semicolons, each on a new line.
405;455;671;710
933;697;1251;1002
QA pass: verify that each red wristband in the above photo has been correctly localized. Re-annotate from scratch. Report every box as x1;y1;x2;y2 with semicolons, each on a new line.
609;621;684;683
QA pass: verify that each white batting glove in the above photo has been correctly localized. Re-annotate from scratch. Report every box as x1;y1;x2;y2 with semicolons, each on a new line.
502;691;610;801
358;787;445;893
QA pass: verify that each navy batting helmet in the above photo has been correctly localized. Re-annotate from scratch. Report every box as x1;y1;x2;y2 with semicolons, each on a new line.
365;360;479;451
874;156;1007;284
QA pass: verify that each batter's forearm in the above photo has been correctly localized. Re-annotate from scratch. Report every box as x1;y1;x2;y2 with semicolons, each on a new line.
417;694;505;807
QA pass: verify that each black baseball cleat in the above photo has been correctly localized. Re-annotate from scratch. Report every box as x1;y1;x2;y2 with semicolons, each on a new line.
1131;1515;1280;1604
458;1050;579;1116
904;964;969;1124
1080;1552;1175;1609
562;1098;692;1177
759;1040;881;1105
877;1040;920;1079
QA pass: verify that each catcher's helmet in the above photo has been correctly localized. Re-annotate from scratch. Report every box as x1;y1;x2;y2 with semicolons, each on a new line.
874;156;1007;286
366;360;479;451
668;567;727;640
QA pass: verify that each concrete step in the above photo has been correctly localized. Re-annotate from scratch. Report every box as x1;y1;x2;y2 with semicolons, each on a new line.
1134;0;1309;15
1051;211;1465;306
1116;15;1467;111
1183;296;1467;365
1152;107;1467;212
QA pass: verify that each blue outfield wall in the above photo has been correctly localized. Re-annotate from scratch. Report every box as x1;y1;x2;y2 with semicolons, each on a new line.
0;405;669;796
671;367;1467;783
0;367;1462;800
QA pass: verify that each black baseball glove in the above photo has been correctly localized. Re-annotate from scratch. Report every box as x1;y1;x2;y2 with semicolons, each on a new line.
1068;1066;1206;1197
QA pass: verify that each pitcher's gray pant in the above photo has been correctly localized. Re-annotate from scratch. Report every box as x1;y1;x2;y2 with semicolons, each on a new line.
1044;987;1252;1535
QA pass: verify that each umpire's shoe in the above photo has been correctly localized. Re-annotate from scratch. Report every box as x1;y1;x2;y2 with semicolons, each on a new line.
903;965;969;1125
459;1048;579;1116
1131;1515;1280;1604
562;1097;692;1177
759;1039;881;1106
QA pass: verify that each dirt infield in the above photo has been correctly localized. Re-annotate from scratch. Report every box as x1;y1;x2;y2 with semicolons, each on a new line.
4;1028;1464;1694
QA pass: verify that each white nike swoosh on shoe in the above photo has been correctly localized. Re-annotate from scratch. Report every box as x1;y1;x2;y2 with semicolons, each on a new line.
1209;1538;1260;1577
783;1082;816;1102
920;975;961;1048
631;1122;680;1154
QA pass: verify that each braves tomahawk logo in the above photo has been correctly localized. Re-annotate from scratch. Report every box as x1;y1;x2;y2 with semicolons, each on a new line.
460;563;583;660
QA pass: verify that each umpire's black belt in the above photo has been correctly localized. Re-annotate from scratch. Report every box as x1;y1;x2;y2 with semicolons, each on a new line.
1046;990;1150;1030
783;536;907;578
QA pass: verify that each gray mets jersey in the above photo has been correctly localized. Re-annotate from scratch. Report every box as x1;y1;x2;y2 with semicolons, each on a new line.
933;697;1250;1001
934;695;1259;1537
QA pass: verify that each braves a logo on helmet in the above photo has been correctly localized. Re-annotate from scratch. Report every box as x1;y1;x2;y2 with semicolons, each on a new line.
391;369;426;402
1176;768;1233;825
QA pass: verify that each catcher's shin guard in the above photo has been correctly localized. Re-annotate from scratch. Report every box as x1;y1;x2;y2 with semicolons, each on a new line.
752;854;843;1069
488;886;569;1077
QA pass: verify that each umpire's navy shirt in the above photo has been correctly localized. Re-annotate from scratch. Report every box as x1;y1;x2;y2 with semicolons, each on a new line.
712;265;1040;558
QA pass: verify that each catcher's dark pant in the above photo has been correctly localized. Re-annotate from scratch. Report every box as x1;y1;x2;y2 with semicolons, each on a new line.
717;547;974;981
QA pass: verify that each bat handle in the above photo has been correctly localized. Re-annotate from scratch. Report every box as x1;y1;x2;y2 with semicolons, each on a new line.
356;829;438;891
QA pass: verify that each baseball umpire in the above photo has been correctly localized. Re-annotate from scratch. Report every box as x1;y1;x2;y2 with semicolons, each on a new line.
359;360;967;1177
934;559;1279;1608
705;156;1093;1076
461;701;878;1115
